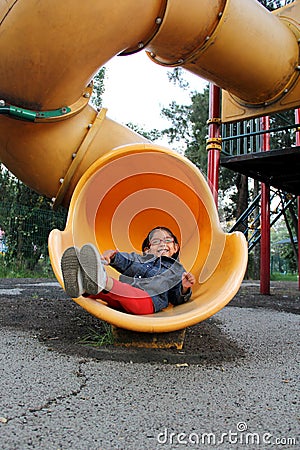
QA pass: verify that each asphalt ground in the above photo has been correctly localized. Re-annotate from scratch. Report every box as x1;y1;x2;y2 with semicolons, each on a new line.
0;278;299;450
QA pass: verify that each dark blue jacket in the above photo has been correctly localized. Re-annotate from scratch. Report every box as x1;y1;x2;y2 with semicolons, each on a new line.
110;251;192;312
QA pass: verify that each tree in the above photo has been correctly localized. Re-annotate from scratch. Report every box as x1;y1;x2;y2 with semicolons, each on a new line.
125;122;162;141
271;202;298;274
259;0;293;11
160;72;208;168
90;68;106;109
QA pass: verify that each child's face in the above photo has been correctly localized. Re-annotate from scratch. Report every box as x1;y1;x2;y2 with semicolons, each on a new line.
145;229;179;258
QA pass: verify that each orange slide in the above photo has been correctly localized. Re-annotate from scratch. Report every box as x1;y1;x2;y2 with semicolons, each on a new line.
0;1;298;332
49;145;247;332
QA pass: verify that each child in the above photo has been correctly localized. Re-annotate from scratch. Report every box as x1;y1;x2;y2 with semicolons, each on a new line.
61;226;195;315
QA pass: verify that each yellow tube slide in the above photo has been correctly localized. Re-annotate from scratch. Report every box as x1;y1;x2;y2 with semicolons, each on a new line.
147;0;300;106
49;146;248;332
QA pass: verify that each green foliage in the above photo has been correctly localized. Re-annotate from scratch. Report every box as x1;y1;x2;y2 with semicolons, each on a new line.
271;272;297;281
90;67;106;109
259;0;293;11
0;166;67;274
0;254;53;278
161;101;192;146
271;205;298;273
269;110;295;149
280;246;297;272
125;122;162;141
271;214;292;244
185;103;208;169
167;67;190;90
160;74;210;171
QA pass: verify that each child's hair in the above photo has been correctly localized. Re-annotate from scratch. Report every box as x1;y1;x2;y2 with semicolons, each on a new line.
141;226;180;259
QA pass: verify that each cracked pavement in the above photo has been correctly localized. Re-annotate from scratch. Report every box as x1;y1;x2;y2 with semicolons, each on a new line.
0;279;299;449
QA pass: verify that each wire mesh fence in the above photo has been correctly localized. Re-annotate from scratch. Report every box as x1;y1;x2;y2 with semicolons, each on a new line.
0;202;67;276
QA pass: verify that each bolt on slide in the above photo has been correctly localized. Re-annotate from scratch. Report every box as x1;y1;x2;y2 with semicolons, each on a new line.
0;0;298;331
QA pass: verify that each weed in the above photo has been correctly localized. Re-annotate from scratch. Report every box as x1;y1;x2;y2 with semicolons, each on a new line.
79;322;114;347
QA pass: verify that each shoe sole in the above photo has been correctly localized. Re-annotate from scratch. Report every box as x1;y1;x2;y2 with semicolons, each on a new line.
61;247;82;298
79;244;107;295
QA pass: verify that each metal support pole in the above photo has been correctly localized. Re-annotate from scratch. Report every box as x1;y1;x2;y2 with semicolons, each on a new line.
260;116;270;295
295;109;300;290
207;83;221;207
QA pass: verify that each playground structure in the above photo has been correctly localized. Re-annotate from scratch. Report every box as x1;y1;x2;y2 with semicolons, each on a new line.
220;105;300;293
0;0;299;332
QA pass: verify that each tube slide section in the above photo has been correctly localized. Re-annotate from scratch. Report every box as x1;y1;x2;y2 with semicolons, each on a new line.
49;146;248;332
146;0;300;107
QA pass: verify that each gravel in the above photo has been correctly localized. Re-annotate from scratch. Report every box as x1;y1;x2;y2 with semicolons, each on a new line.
0;279;299;449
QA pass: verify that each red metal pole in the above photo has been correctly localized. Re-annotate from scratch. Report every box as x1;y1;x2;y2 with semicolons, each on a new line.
295;109;300;290
260;116;270;295
207;83;221;207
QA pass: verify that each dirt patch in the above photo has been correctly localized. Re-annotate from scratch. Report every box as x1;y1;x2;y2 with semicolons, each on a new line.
0;278;298;364
230;280;300;315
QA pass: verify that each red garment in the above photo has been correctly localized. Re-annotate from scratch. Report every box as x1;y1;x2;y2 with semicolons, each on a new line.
87;278;154;315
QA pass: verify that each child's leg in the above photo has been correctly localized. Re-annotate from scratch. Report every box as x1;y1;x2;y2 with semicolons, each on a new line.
78;243;154;314
88;279;154;315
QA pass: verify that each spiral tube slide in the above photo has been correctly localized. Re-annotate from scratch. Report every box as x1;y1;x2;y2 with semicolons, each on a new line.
49;146;248;332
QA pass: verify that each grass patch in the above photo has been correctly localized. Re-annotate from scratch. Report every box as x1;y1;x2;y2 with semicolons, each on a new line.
0;255;55;278
79;322;114;347
271;272;298;282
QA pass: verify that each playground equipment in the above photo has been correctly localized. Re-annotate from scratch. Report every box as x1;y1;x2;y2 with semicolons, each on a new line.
0;0;299;332
49;144;247;332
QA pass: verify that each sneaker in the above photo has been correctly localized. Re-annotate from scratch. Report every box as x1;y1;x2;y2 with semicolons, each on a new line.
61;247;84;298
79;243;107;295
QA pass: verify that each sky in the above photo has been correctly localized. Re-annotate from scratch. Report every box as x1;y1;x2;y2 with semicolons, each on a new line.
101;51;208;133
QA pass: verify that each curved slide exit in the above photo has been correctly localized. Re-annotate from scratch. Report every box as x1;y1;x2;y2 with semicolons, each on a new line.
49;145;247;332
0;0;298;331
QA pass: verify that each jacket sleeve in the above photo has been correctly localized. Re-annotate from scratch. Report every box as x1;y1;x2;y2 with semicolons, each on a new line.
168;282;192;306
110;251;141;276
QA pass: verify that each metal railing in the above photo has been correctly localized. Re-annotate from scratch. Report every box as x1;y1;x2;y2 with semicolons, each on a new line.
230;189;298;251
221;113;298;157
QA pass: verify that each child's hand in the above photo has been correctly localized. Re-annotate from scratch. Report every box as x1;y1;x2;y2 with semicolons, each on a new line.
101;249;117;265
181;272;196;293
